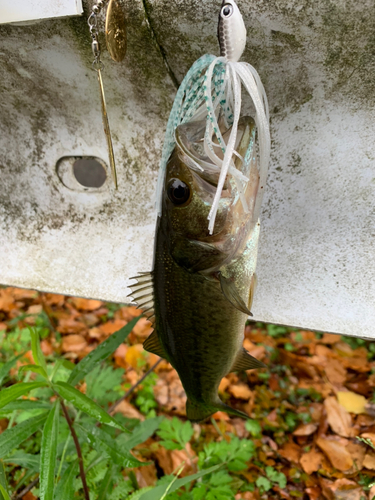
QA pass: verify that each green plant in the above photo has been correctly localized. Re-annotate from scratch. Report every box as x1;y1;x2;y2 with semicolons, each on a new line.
0;321;224;499
255;466;287;493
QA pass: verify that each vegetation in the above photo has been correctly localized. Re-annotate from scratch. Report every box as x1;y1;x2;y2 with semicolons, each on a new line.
0;288;374;499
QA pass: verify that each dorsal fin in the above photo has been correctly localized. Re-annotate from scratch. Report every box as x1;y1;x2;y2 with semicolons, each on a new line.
128;272;155;328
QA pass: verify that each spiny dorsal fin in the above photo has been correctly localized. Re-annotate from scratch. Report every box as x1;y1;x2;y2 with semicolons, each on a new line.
230;348;266;372
143;330;166;359
219;273;253;316
128;272;155;328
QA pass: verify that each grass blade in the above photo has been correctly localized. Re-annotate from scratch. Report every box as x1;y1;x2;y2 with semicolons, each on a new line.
40;401;60;500
0;461;8;500
0;382;48;409
29;327;48;374
4;452;40;472
0;413;48;458
0;353;25;387
67;317;140;386
54;460;77;500
0;485;10;500
54;382;125;430
138;464;223;500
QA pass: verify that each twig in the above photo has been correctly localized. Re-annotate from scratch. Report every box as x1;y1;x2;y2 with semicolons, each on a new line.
60;400;90;500
108;358;162;414
12;476;39;500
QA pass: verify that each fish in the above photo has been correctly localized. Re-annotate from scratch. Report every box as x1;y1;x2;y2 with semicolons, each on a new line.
130;116;265;422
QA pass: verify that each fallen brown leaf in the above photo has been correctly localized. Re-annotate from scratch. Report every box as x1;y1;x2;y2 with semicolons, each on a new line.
293;423;318;436
58;318;87;335
61;334;88;354
316;436;353;471
321;478;364;500
300;449;325;474
278;442;301;463
324;396;353;437
133;317;153;338
112;400;144;421
70;298;103;311
363;452;375;470
325;359;347;386
99;319;127;336
228;383;252;400
134;464;157;488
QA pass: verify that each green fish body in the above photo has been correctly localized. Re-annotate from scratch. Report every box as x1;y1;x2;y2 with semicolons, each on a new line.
131;117;265;421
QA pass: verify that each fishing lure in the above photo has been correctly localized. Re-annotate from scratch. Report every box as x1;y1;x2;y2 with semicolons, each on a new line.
87;0;127;189
130;0;271;422
155;0;270;233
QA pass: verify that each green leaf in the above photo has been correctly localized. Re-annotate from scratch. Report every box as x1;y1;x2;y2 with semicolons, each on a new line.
0;412;48;458
54;460;77;500
40;402;60;500
0;461;8;499
0;485;10;500
67;316;140;386
123;417;163;450
18;364;48;380
245;419;262;437
0;382;48;409
29;327;48;374
54;382;124;430
1;400;51;411
0;353;25;387
97;464;115;500
78;425;142;468
255;476;272;492
138;465;223;500
4;452;40;472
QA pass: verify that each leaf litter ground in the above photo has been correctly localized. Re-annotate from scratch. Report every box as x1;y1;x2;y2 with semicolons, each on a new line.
0;286;374;499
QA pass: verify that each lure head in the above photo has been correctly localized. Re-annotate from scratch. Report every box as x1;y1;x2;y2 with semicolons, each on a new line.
218;0;247;62
160;118;259;274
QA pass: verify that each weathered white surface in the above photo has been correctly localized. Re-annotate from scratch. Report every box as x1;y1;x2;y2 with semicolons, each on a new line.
0;0;374;338
0;0;83;24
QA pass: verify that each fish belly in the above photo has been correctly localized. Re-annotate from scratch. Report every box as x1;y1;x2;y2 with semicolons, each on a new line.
154;241;246;405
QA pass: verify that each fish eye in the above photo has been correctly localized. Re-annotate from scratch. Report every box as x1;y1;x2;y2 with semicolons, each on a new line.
221;3;233;17
167;178;191;205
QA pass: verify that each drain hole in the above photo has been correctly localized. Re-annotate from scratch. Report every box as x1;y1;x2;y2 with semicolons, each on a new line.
73;158;107;188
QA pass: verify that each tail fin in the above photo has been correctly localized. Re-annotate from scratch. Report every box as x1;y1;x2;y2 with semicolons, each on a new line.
186;399;248;422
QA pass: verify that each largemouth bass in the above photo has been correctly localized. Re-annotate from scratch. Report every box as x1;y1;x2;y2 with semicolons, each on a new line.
130;117;265;422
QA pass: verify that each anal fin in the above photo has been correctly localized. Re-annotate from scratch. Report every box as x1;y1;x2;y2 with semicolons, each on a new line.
143;331;166;359
230;348;266;372
219;273;253;316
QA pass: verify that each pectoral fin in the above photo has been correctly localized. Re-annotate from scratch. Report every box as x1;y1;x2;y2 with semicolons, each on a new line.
248;273;257;310
219;273;253;316
143;331;167;359
230;348;266;372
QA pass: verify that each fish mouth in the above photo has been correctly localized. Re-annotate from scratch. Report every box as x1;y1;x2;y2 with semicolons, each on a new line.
175;117;253;190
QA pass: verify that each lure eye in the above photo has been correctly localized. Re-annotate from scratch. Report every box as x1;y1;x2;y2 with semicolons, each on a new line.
221;3;234;17
167;178;191;205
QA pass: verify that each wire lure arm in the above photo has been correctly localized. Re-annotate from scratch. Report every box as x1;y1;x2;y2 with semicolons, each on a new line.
87;0;126;189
